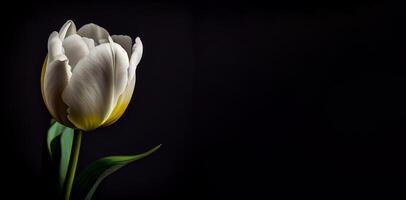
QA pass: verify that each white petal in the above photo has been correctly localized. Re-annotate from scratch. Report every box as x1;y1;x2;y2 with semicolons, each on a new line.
62;34;90;67
62;42;129;131
47;31;64;63
77;23;110;45
103;76;136;126
128;37;143;81
82;37;95;50
111;35;132;57
44;55;72;125
59;20;76;40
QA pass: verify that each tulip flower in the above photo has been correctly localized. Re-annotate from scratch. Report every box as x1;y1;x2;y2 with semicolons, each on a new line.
41;20;143;131
41;20;159;200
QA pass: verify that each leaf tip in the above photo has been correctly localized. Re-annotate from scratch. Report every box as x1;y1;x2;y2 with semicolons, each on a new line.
148;144;162;154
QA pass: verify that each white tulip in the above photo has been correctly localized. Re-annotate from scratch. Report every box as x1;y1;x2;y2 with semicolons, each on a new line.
41;20;143;131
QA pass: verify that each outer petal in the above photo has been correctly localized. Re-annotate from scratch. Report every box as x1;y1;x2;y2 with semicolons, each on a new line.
62;42;129;131
43;31;73;126
111;35;132;57
77;23;110;44
62;34;90;67
43;55;72;126
59;20;76;40
128;37;143;81
103;76;136;126
41;55;47;103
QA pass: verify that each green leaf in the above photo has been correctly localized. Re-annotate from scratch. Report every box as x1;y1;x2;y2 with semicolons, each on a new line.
46;120;74;190
47;121;65;160
72;144;162;200
59;127;74;187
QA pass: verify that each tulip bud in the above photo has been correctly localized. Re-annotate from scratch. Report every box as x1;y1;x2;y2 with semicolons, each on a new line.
41;20;143;131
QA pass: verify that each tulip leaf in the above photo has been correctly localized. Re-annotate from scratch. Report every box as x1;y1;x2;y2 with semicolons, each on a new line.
59;127;74;187
47;120;65;160
46;120;74;190
72;144;161;200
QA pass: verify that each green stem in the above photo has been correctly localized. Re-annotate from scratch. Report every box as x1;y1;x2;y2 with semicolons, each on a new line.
64;129;82;200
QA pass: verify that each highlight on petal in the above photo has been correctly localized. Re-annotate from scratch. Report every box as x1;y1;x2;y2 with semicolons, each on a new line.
128;37;143;81
77;23;110;45
59;20;77;40
47;31;64;63
103;76;136;126
82;37;95;50
112;35;132;57
62;42;129;131
43;55;72;126
62;34;90;67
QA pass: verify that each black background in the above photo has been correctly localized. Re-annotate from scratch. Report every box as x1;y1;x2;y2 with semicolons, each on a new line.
1;1;405;199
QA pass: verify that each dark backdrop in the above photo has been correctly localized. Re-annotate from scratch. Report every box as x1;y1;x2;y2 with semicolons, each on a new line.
1;1;405;199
